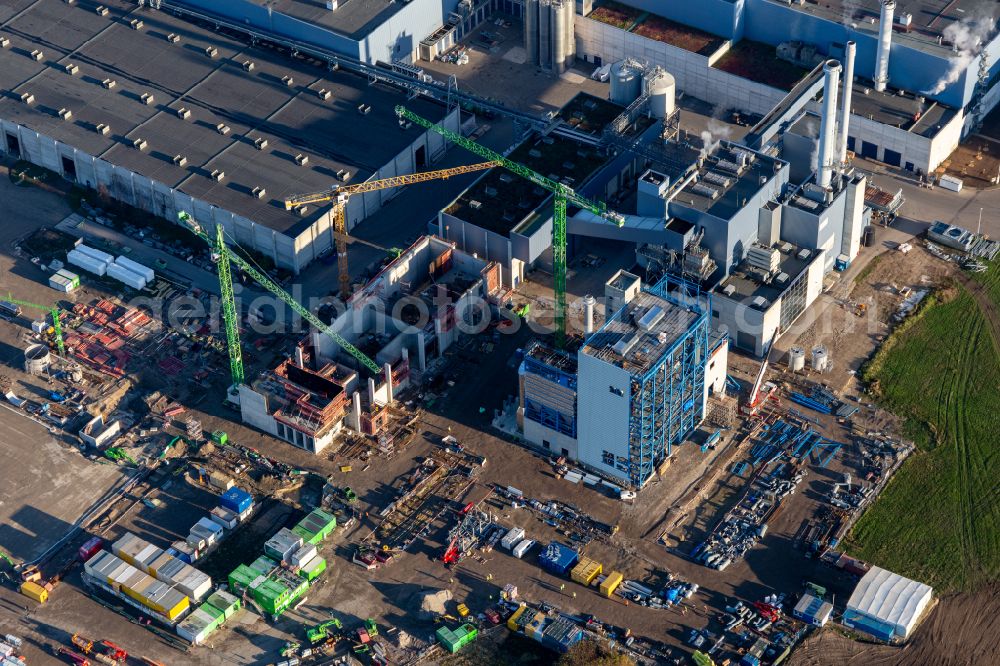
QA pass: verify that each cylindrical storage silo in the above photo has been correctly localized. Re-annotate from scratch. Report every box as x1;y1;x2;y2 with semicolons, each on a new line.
552;0;567;73
610;60;642;105
811;345;829;372
788;346;806;372
537;0;552;70
24;344;51;376
524;0;538;66
644;68;676;119
561;0;575;70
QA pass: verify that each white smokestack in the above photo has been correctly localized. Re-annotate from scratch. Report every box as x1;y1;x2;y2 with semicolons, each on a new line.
839;41;856;165
874;0;895;92
818;59;841;189
583;294;596;335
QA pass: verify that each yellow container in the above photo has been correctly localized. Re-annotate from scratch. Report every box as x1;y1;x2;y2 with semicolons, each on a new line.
457;603;469;617
506;605;527;631
599;571;623;597
570;557;602;585
21;581;48;603
165;596;190;620
340;465;352;473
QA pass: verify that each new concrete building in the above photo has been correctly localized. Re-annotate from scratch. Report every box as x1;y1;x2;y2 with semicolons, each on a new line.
0;0;459;273
518;273;722;489
239;235;499;452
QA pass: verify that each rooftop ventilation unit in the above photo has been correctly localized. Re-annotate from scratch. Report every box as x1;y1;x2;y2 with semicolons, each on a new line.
129;19;143;30
132;138;147;150
101;78;116;89
57;108;72;120
751;296;769;309
65;0;76;4
176;107;191;120
774;272;790;285
242;60;255;71
64;63;79;75
528;149;542;158
205;46;218;58
747;245;781;272
294;154;309;166
780;242;794;253
29;49;43;61
716;159;742;174
398;119;412;130
19;92;35;105
295;206;309;216
690;184;719;200
499;173;514;183
173;155;187;166
637;305;665;331
167;33;180;44
702;171;731;188
282;76;294;87
216;123;230;135
336;169;351;181
484;186;498;197
357;103;371;115
95;5;109;16
210;170;225;182
722;284;737;296
0;37;9;49
95;123;110;136
140;92;155;106
470;200;482;210
317;88;331;100
252;186;266;199
613;333;641;358
253;137;268;150
796;248;811;260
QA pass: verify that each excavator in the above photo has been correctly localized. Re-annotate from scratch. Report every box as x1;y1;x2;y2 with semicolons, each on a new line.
306;618;342;645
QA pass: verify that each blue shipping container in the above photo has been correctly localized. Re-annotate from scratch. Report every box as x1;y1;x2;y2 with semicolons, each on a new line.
220;487;253;513
539;542;579;575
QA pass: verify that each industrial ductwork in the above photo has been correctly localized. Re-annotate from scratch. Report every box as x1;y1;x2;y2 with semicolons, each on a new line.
874;0;895;92
817;60;841;189
839;41;856;165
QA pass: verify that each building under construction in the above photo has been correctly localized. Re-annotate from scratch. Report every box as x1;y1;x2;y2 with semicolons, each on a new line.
519;272;728;488
239;236;500;451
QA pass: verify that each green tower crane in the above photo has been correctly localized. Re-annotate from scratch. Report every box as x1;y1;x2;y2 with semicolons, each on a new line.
394;105;624;347
7;294;65;355
177;213;382;395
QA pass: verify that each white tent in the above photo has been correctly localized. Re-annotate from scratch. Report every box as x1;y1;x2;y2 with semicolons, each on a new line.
845;566;933;638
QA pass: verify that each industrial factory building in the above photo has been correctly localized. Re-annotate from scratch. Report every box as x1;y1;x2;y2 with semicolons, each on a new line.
0;0;459;273
519;272;727;488
574;0;993;173
239;236;500;451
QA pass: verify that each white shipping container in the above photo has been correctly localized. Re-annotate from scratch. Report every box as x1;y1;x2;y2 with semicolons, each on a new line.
938;174;963;192
67;249;108;276
115;255;155;282
512;538;535;559
500;526;525;550
106;263;147;289
76;244;115;264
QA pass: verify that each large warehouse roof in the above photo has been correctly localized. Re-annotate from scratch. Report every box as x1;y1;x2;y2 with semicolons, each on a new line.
846;566;933;638
0;0;447;234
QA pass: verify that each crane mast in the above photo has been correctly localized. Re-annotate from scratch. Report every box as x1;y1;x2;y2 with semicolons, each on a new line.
178;213;382;388
284;161;499;298
394;105;623;347
7;295;65;355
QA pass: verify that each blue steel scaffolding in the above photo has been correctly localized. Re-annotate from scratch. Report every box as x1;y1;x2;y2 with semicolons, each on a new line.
624;275;710;486
521;341;578;438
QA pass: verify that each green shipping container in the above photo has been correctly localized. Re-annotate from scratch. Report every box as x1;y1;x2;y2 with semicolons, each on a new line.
206;590;241;620
228;565;257;594
298;556;327;581
200;602;225;621
436;624;478;653
291;525;317;544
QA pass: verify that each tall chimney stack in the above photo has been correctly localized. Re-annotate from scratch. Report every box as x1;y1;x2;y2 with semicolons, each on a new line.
839;41;856;166
874;0;895;92
817;60;841;189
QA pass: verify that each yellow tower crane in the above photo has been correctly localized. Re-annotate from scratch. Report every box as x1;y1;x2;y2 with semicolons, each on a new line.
285;161;499;298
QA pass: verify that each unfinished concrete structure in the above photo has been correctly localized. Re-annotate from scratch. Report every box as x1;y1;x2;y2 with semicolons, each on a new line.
240;236;499;452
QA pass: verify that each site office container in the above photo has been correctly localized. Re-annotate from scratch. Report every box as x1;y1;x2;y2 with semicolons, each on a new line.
206;590;241;620
600;571;623;597
20;581;48;603
228;565;257;594
500;527;525;550
299;556;327;581
114;255;155;282
512;539;534;559
76;244;115;265
220;487;253;513
570;558;602;585
210;507;239;530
